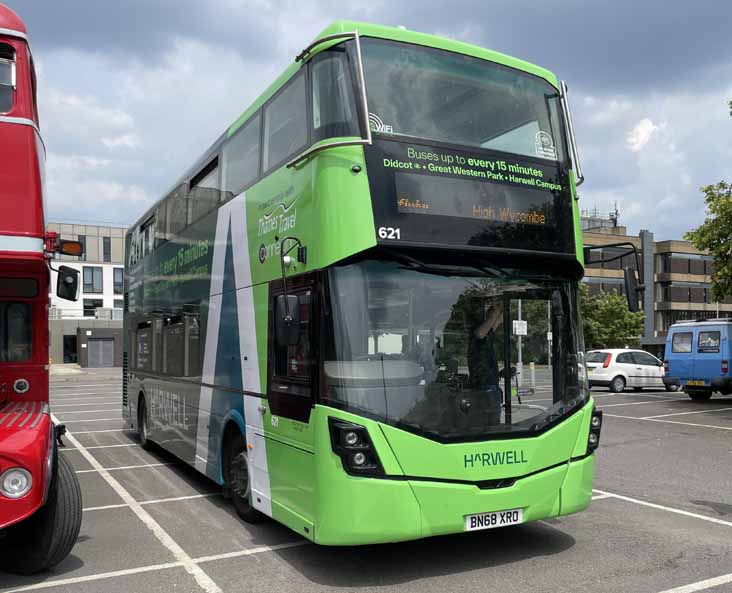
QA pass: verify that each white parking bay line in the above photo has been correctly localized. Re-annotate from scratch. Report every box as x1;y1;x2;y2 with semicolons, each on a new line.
593;392;681;399
56;409;121;415
643;407;732;419
194;541;309;564
76;462;174;474
84;493;220;512
4;563;184;593
3;541;309;593
657;571;732;593
49;414;221;593
62;443;138;451
593;489;732;529
604;413;732;432
72;428;136;435
598;399;680;408
52;402;120;407
59;417;122;423
51;397;122;407
591;493;613;501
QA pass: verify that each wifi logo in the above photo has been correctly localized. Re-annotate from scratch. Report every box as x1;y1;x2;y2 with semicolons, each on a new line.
369;113;393;134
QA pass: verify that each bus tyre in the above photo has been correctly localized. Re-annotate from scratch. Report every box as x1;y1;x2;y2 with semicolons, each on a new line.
138;395;153;451
688;390;712;402
0;453;82;575
610;376;626;393
225;435;265;524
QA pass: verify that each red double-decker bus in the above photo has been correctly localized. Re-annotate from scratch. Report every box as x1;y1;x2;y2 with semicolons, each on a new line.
0;3;83;574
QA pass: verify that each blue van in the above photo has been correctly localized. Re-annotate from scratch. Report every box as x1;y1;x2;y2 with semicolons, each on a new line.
664;319;732;401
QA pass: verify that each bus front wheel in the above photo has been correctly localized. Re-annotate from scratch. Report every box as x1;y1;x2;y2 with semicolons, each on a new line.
224;434;265;524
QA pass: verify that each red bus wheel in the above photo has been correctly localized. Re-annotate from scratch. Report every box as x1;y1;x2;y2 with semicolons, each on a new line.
0;453;82;574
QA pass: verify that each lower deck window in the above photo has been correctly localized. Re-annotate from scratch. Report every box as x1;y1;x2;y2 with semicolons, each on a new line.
0;302;32;362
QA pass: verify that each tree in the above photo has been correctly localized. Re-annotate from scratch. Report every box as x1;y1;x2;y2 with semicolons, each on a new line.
684;181;732;301
580;285;644;349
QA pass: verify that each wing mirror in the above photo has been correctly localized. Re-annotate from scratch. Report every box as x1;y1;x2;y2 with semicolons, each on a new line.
275;294;300;346
56;265;80;301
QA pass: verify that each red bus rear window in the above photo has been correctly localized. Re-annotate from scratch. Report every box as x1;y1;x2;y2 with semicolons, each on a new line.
0;278;39;298
0;302;32;362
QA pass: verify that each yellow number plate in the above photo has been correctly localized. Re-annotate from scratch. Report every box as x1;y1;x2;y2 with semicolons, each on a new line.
687;380;706;386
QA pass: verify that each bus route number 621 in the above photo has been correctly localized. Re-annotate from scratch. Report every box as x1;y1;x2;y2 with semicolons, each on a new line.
378;226;401;240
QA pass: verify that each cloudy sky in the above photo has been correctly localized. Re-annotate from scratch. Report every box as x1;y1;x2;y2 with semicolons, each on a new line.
6;0;732;239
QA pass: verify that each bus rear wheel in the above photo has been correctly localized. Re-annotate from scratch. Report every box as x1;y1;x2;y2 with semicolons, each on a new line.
224;434;265;524
688;390;712;402
138;395;153;451
0;453;82;575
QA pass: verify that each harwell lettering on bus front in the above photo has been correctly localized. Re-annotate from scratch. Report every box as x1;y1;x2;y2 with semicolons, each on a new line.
464;450;528;468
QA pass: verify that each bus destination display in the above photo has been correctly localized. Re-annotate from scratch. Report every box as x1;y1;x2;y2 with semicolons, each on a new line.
387;145;561;225
365;138;575;254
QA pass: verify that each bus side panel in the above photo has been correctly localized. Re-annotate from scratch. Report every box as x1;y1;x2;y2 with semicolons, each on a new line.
312;145;377;269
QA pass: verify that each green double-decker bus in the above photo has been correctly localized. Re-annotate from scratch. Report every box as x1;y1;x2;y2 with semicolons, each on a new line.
123;21;602;544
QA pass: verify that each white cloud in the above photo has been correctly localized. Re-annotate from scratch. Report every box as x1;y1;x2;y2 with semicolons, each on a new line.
101;133;140;149
626;118;659;152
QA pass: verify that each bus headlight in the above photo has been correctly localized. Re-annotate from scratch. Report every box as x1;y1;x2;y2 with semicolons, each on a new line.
329;418;384;476
1;468;33;499
587;409;603;454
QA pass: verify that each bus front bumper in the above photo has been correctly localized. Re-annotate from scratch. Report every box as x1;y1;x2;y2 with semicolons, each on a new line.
313;454;594;545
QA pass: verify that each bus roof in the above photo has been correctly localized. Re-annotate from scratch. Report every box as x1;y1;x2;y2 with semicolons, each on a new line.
0;3;27;37
131;20;564;235
228;20;560;138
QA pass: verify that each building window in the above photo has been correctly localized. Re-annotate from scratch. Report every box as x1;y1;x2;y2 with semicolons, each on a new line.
83;266;103;293
0;43;15;114
113;268;123;294
113;299;124;310
83;298;103;317
103;236;111;262
78;235;87;261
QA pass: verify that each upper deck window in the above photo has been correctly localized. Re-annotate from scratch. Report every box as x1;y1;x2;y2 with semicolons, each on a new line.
312;51;358;143
223;113;261;198
188;158;220;224
0;43;15;113
361;39;566;163
263;72;307;171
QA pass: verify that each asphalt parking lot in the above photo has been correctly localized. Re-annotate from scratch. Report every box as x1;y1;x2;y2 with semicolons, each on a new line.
2;369;732;593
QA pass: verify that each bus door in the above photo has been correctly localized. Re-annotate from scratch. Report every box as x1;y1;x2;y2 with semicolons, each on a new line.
265;275;317;519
